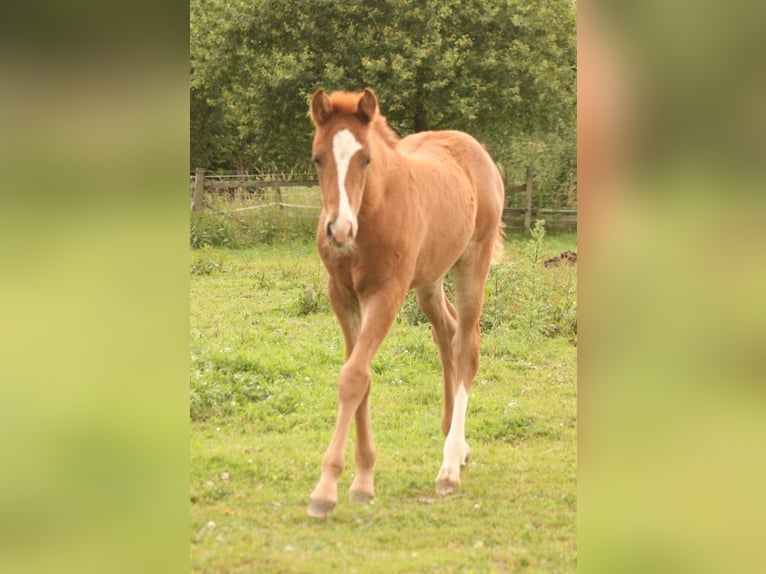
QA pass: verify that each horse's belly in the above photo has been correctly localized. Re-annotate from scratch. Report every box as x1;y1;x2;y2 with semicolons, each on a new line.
410;225;473;287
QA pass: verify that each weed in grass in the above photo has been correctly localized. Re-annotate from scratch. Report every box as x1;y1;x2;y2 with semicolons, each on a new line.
481;220;577;343
254;270;275;290
257;219;280;244
295;286;328;315
190;245;226;275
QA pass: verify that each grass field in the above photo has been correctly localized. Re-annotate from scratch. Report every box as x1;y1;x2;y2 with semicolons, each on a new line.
190;227;577;573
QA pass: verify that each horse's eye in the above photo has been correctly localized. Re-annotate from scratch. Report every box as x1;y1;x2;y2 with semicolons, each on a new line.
362;156;371;167
312;156;322;167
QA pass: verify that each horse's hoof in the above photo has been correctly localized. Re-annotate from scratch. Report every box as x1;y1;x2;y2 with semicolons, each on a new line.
436;478;460;496
349;489;374;504
307;498;335;519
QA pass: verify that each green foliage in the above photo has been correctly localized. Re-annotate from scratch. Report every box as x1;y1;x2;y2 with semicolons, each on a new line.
190;208;317;248
190;186;321;247
190;0;576;181
401;221;577;343
190;354;277;420
190;245;226;275
517;220;577;341
497;133;577;210
398;293;428;326
398;277;457;327
295;286;329;316
190;210;242;248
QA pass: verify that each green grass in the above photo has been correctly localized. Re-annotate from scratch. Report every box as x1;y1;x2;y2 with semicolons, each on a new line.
190;229;577;573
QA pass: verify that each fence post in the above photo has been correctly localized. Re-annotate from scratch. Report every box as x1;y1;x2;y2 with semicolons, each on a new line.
192;168;206;211
523;165;534;232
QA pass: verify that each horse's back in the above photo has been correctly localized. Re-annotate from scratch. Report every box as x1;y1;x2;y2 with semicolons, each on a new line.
399;130;504;237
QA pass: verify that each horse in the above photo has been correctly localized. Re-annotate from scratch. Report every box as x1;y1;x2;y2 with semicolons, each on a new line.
307;88;504;518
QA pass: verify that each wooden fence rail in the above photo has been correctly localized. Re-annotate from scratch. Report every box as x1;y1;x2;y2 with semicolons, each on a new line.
190;168;576;231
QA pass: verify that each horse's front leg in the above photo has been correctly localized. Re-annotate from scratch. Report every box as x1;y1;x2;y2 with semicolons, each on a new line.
308;286;404;519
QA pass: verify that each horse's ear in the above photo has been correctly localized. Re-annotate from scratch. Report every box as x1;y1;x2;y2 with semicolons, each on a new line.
357;88;378;124
310;89;332;126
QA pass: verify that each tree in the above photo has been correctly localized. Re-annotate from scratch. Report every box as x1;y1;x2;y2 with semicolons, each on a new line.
190;0;576;177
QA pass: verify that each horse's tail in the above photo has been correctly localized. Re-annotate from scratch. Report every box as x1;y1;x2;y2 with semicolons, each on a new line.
491;222;505;264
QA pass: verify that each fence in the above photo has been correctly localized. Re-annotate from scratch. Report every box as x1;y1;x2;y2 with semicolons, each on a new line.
190;167;576;232
501;166;577;231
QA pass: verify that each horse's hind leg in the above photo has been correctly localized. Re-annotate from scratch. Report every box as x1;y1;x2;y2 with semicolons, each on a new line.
416;280;458;436
436;241;494;495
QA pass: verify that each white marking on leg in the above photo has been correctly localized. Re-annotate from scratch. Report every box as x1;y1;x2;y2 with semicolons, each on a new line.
332;129;362;237
445;383;468;463
438;382;469;488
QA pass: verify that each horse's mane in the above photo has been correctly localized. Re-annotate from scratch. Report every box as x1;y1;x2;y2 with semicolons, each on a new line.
328;91;401;149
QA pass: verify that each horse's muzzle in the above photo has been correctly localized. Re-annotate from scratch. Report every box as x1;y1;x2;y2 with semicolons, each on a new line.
326;219;355;246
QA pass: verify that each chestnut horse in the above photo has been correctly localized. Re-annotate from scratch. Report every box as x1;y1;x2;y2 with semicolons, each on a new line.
307;88;504;518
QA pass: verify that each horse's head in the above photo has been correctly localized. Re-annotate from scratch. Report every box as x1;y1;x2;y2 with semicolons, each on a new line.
310;88;378;248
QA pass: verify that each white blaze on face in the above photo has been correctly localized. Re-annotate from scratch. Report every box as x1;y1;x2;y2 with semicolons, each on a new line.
331;129;363;238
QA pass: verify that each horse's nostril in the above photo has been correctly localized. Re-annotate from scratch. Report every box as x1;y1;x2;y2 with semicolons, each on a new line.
347;225;354;240
326;221;334;237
